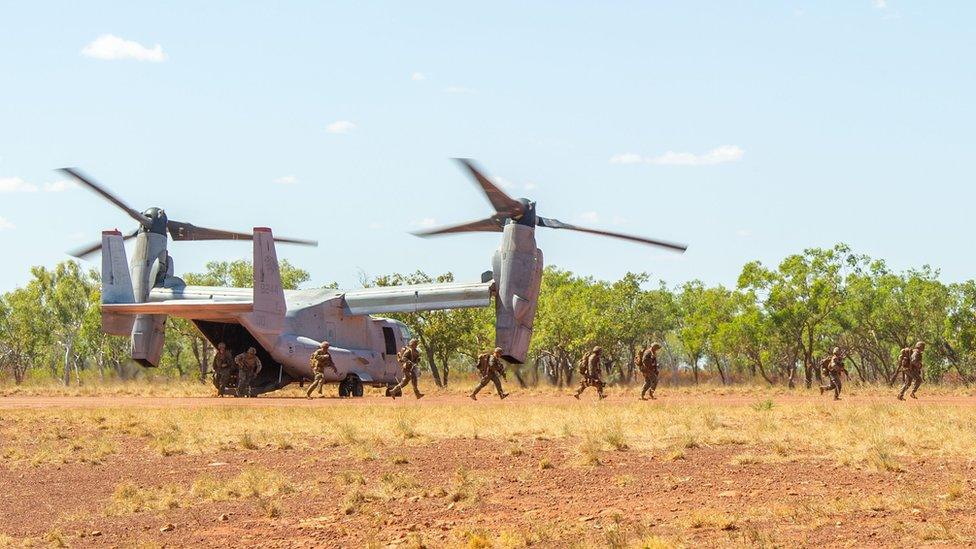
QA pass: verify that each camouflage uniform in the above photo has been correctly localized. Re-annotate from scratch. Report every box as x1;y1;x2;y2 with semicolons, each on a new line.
899;342;925;400
574;347;606;400
306;341;337;399
391;340;424;399
235;348;263;398
212;343;235;397
470;348;509;400
639;343;661;400
819;348;846;400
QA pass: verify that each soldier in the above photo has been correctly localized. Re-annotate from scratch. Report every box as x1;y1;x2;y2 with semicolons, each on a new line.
235;347;263;398
898;341;925;400
470;347;510;400
212;342;235;397
306;341;338;399
638;343;662;400
391;338;424;399
574;346;607;400
818;347;847;401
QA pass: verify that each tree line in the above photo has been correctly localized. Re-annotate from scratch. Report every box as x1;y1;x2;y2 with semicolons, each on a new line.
2;243;975;388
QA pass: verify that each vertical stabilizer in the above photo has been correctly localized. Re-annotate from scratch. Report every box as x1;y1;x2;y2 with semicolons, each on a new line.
251;227;286;336
100;230;136;335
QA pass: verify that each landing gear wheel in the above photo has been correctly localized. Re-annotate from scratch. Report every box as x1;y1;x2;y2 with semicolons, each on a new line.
340;375;364;398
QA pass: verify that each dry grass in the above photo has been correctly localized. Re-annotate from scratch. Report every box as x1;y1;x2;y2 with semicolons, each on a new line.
683;510;738;531
105;467;294;517
107;482;183;515
3;390;976;473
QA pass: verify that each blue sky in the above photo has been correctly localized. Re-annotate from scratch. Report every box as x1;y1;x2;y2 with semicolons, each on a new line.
2;2;974;292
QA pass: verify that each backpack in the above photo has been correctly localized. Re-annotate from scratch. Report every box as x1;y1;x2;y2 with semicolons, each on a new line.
579;352;592;376
634;347;646;369
898;348;911;368
476;353;491;375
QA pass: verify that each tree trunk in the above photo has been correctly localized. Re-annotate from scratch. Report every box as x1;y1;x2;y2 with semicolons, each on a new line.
440;356;450;386
712;355;728;385
62;342;72;386
754;354;775;386
424;346;444;387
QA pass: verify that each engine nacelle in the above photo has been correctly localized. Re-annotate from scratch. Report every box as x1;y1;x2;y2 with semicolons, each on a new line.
492;223;543;364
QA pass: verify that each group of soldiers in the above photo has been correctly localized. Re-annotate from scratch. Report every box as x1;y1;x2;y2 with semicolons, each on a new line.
211;343;264;398
817;341;926;401
572;342;663;400
211;337;929;401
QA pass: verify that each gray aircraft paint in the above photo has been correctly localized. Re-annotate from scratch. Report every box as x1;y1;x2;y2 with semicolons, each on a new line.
492;222;543;364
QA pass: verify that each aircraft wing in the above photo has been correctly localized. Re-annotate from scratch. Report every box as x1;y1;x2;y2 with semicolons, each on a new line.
102;301;252;320
342;281;493;315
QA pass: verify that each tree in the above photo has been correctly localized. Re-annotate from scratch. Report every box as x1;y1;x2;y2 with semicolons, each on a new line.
739;245;850;388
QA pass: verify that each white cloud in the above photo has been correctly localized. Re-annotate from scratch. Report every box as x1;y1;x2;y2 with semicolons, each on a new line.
1;177;78;193
610;145;744;166
736;229;753;238
274;175;298;185
609;153;644;165
489;175;538;193
578;211;600;224
81;34;167;62
326;120;356;134
873;0;887;8
444;85;475;94
42;180;77;192
0;177;39;193
0;215;14;231
411;72;426;81
368;222;384;230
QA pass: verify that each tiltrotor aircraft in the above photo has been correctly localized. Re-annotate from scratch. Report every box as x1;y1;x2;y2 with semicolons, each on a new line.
63;160;686;396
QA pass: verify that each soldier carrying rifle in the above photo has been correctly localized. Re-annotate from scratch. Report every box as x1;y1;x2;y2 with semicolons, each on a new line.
469;347;509;400
819;347;849;401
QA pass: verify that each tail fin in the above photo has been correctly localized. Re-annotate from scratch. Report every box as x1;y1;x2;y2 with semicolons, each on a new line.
100;230;135;335
251;227;286;336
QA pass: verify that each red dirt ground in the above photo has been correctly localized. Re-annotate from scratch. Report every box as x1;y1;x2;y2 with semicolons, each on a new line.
1;394;975;548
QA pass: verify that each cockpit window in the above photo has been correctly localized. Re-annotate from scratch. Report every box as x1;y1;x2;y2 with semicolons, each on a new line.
398;324;412;340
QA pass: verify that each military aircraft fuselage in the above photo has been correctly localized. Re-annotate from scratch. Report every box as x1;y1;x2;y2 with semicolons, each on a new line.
148;283;413;393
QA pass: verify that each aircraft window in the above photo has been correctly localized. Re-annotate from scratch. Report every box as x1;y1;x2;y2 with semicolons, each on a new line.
399;325;412;339
382;327;397;355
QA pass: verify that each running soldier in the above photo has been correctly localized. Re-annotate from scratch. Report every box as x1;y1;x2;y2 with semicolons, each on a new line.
574;346;607;400
306;341;337;399
470;347;509;400
638;343;662;400
391;338;424;399
212;342;235;397
898;341;925;400
819;347;847;401
235;347;263;398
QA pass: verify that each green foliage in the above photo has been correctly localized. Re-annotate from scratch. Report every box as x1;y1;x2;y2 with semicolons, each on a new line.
2;244;975;387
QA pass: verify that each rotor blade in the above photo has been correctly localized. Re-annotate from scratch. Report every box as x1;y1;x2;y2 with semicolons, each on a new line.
59;168;151;228
537;216;687;252
167;220;317;246
453;159;524;218
412;216;505;237
68;229;140;259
